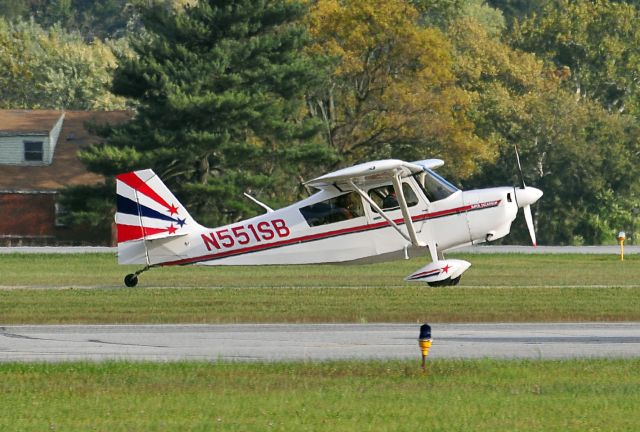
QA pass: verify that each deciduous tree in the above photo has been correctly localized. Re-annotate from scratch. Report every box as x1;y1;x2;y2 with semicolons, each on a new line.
307;0;494;177
449;8;640;244
513;0;640;115
0;18;125;109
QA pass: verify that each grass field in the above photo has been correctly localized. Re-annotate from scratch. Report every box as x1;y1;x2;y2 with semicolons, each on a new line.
2;359;639;431
2;254;638;431
0;253;638;323
1;252;638;288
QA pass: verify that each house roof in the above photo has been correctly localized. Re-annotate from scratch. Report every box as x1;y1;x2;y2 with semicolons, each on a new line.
0;110;62;136
0;110;130;191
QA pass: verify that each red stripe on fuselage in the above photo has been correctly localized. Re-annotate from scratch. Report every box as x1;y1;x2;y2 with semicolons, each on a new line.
157;199;501;267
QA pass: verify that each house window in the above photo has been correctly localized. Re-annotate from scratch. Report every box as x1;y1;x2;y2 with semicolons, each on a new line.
24;141;44;162
55;202;69;227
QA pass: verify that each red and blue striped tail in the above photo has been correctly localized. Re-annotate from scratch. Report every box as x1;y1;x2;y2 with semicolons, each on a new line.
115;169;196;244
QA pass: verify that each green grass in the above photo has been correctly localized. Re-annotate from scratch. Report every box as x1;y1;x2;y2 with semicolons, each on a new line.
0;253;638;323
1;359;639;431
0;252;638;288
1;285;639;324
1;255;637;430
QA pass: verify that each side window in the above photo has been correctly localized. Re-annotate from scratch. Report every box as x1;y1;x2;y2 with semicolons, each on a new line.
368;183;418;212
299;192;364;227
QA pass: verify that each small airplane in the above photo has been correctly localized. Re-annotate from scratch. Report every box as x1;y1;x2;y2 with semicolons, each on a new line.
116;157;542;287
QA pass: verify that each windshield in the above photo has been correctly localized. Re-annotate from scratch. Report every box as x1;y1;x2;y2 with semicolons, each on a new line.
417;169;459;202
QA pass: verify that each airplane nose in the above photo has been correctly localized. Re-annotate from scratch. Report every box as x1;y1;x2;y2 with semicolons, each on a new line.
514;187;543;208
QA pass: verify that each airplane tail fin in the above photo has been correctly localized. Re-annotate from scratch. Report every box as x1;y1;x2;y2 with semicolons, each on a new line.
116;169;198;264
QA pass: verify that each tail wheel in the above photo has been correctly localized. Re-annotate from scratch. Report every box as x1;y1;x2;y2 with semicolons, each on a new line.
124;274;138;288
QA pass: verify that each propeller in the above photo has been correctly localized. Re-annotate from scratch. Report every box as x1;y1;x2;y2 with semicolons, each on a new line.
514;144;526;189
513;145;543;246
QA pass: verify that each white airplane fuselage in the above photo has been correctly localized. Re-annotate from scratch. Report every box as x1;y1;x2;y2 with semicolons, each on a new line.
118;177;522;267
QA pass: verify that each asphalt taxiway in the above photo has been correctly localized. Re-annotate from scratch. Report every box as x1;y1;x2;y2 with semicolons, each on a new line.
1;323;639;362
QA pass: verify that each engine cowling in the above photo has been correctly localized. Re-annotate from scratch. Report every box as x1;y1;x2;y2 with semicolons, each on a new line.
405;259;471;286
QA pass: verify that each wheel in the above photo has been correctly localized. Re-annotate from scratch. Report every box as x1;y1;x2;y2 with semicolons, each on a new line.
124;273;138;288
427;277;460;287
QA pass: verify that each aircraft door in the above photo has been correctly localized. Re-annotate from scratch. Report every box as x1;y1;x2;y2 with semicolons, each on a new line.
415;170;472;249
363;180;431;257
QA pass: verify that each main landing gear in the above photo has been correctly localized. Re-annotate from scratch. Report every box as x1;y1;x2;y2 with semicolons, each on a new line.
124;265;151;288
427;276;461;287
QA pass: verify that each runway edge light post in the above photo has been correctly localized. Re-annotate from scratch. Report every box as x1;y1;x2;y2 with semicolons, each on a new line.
617;231;626;261
419;324;432;372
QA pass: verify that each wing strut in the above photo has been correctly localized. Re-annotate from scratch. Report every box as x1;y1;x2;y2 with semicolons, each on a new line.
348;180;411;243
348;178;426;248
391;173;426;248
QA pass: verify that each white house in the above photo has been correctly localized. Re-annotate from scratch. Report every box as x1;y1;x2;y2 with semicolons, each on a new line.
0;111;65;165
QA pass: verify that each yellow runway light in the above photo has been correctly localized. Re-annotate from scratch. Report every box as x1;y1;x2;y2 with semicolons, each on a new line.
618;231;626;261
418;324;432;373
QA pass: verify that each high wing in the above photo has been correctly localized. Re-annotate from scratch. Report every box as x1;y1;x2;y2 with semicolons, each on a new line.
306;159;444;189
307;159;444;260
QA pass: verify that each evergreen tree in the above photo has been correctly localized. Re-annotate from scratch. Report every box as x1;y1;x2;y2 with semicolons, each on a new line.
69;0;332;229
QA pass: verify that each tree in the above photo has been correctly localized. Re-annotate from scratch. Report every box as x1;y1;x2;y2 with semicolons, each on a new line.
485;0;550;25
0;0;28;20
410;0;465;27
71;0;332;229
512;0;640;115
0;18;126;109
505;90;640;245
462;71;640;244
446;10;544;178
306;0;494;178
448;8;640;244
0;0;134;40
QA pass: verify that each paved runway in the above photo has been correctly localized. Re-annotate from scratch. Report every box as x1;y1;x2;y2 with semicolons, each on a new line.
1;323;639;362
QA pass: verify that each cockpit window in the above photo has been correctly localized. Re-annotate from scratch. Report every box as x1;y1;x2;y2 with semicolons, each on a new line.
299;191;364;227
417;169;459;202
368;183;418;212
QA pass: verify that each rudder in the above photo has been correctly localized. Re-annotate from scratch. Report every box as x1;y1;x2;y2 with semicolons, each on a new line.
116;169;198;264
